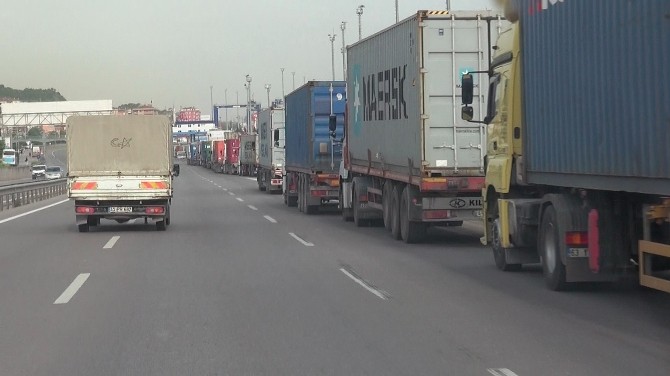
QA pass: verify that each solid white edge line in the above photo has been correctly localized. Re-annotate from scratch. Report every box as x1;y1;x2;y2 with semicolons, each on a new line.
263;215;277;223
236;197;244;202
0;199;69;224
247;205;258;211
53;273;90;304
289;232;314;247
487;369;519;376
339;268;387;300
103;235;120;249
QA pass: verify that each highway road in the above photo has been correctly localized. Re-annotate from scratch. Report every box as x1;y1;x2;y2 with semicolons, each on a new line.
0;163;669;375
0;144;67;187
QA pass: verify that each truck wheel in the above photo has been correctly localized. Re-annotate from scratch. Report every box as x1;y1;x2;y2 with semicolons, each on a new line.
298;176;305;212
353;183;367;227
390;186;402;240
156;220;167;231
78;223;89;233
400;186;426;244
340;184;353;222
382;183;393;231
539;206;567;290
491;218;522;271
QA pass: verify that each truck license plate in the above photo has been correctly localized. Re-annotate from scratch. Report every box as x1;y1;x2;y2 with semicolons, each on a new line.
567;248;589;258
109;206;133;213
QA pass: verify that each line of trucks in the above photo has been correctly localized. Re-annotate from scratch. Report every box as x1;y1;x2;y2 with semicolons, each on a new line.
65;3;670;293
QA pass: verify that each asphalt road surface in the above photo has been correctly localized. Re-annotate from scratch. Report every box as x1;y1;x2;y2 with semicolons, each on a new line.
0;164;668;375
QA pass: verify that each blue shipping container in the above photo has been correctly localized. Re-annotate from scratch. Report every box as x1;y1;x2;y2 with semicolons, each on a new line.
518;0;670;195
285;81;346;173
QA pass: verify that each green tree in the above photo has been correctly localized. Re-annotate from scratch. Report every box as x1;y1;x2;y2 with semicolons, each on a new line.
0;84;66;102
27;126;43;138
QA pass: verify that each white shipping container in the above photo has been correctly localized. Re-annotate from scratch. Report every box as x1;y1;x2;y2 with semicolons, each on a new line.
346;10;507;176
239;134;257;164
258;108;285;169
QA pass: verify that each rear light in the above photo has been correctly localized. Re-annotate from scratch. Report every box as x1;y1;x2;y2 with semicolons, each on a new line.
145;206;165;214
358;194;369;203
423;210;451;220
588;209;600;273
565;231;588;247
76;206;95;214
311;190;328;197
72;182;98;190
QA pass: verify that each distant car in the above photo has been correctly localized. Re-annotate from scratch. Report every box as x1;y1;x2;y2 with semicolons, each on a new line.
31;164;47;179
45;166;63;180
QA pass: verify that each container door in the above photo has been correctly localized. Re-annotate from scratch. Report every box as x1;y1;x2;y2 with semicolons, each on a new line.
422;16;503;174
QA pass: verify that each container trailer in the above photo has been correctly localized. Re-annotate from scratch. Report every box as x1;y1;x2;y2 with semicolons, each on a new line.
239;134;257;176
461;0;670;292
340;10;507;243
283;81;346;213
257;107;285;193
223;138;240;174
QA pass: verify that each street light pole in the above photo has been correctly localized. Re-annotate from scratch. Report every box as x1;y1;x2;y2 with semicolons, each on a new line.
280;68;285;100
395;0;399;22
224;89;228;130
292;71;296;90
340;22;347;80
328;32;336;81
265;84;271;109
209;85;213;120
356;5;365;40
245;75;252;133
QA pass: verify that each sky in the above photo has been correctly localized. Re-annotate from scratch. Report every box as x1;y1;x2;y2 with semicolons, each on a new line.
1;0;498;117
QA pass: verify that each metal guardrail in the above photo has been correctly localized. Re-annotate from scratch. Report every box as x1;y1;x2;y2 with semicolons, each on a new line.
0;179;67;211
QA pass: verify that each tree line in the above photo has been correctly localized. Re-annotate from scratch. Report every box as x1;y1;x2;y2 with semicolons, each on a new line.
0;84;66;102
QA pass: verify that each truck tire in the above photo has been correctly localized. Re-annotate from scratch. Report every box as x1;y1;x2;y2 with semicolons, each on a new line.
340;183;353;222
390;186;402;240
298;175;305;213
539;206;567;290
382;182;393;231
156;220;167;231
400;186;426;244
491;218;522;272
78;223;89;233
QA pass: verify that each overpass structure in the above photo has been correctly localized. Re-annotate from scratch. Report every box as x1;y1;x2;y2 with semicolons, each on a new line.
0;100;113;137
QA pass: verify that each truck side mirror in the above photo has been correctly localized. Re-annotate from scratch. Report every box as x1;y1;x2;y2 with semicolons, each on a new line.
461;106;474;121
273;129;280;147
461;73;474;105
328;115;337;132
172;164;180;177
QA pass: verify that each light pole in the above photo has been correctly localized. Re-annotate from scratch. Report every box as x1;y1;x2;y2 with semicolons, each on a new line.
245;75;252;133
395;0;399;22
224;89;228;130
292;71;296;90
328;32;336;81
446;0;451;10
280;68;285;100
340;22;347;80
265;84;271;109
209;85;213;120
356;5;365;40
